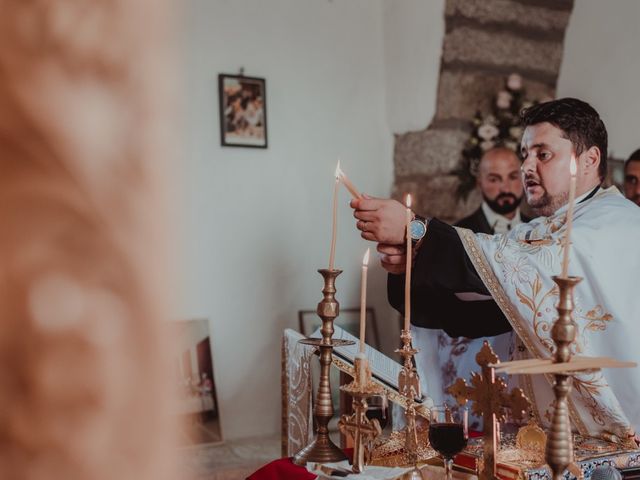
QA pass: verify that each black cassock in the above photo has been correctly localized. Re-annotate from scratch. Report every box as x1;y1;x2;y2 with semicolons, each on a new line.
387;218;512;339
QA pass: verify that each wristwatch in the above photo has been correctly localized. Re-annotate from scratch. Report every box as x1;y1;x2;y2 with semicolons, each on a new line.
409;215;429;244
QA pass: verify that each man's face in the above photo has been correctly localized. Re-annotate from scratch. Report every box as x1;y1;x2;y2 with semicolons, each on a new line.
624;161;640;206
477;148;524;215
520;122;575;216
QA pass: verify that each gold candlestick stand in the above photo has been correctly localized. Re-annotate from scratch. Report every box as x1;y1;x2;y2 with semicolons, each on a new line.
494;275;636;480
396;328;427;480
294;269;355;466
545;275;580;480
338;357;384;473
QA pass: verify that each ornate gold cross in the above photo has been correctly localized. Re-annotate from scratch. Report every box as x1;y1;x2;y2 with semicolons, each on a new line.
446;341;531;480
338;393;382;473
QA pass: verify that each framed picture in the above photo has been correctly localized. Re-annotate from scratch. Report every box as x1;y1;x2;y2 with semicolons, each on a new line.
171;318;223;446
218;73;267;148
298;307;380;351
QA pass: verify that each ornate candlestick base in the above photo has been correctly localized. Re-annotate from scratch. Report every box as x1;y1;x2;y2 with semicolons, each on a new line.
293;269;355;466
338;358;384;473
395;329;427;480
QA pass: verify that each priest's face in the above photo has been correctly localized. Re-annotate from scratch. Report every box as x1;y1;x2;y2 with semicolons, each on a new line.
477;147;524;217
520;122;574;216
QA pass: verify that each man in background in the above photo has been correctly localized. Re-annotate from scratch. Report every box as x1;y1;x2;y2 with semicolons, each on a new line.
624;149;640;206
457;147;530;233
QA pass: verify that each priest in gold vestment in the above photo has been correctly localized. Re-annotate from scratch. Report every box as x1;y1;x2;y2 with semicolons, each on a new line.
352;98;640;444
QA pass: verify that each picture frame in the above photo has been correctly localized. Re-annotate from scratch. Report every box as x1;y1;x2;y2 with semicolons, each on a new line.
218;73;268;148
171;318;223;447
298;307;380;351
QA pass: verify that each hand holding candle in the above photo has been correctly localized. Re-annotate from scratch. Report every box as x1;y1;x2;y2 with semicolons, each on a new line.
404;194;412;332
561;156;577;278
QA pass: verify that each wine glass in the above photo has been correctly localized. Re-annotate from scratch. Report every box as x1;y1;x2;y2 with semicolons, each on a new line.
428;406;468;480
365;395;388;430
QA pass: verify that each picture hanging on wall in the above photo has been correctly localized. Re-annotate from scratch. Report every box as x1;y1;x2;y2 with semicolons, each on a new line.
218;73;268;148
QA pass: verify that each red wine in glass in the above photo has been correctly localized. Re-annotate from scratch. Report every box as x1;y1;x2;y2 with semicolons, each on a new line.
428;422;467;458
429;406;468;480
365;396;388;430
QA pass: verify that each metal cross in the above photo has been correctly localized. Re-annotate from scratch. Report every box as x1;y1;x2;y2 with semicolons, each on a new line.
446;341;531;480
338;394;382;473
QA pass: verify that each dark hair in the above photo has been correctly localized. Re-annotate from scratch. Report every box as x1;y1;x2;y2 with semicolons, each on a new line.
626;149;640;171
520;98;608;181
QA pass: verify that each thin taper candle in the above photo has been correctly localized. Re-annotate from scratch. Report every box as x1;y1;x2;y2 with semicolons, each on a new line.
561;156;577;278
404;194;412;332
329;162;340;270
359;248;370;353
337;164;362;199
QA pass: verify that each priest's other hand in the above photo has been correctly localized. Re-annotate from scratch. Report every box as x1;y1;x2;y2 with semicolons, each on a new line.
377;243;406;274
351;195;406;244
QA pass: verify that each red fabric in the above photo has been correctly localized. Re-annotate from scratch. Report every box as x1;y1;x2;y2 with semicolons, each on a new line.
247;450;353;480
246;457;316;480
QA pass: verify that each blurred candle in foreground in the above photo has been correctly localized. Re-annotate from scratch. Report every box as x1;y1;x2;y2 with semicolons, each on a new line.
329;161;340;271
404;194;412;332
561;156;577;278
359;248;370;354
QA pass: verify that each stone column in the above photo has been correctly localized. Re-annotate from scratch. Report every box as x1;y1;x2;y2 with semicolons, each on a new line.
393;0;574;222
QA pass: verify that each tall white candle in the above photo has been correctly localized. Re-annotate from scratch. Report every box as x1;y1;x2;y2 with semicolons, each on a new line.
561;156;577;278
359;248;370;354
404;194;412;332
328;161;340;271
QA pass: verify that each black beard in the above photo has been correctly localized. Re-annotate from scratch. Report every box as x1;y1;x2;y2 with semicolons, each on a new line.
483;192;522;215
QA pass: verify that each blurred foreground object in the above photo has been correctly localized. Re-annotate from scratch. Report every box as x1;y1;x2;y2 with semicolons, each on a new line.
0;1;176;479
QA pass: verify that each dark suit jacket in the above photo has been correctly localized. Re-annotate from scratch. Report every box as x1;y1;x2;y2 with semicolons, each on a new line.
455;207;531;234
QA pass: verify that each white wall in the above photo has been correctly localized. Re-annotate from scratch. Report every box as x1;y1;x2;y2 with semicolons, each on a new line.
181;0;398;441
383;0;445;133
557;0;640;159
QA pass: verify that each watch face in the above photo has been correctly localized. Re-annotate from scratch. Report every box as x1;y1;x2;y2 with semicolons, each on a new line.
410;220;426;240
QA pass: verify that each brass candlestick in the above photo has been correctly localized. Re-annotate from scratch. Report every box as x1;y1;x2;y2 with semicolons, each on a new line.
338;356;384;473
294;269;355;466
545;275;580;480
396;328;426;480
494;274;636;479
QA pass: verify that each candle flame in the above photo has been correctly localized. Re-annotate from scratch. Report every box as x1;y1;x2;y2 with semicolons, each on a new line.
335;160;341;179
406;194;412;208
570;156;577;176
363;248;370;266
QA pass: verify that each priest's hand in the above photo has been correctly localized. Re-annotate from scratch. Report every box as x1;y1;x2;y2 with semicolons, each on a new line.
377;243;406;274
351;196;406;244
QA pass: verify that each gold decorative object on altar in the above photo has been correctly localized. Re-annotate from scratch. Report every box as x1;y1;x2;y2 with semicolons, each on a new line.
446;341;531;480
395;328;429;480
338;356;385;473
516;419;547;454
294;269;355;466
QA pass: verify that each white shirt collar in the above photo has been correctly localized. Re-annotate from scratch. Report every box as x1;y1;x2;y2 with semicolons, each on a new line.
481;201;522;233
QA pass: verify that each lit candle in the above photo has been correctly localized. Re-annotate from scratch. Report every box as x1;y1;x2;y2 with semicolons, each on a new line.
404;194;412;332
337;163;362;199
359;248;370;354
561;156;577;278
329;161;340;271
